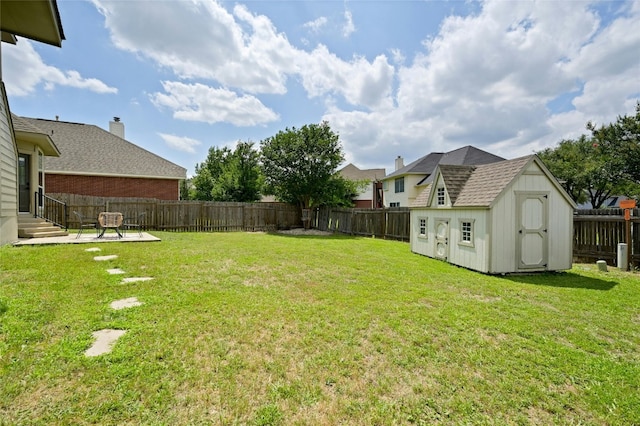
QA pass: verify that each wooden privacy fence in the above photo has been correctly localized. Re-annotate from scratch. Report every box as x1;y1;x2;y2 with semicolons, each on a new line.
49;193;301;232
313;207;410;241
573;208;639;266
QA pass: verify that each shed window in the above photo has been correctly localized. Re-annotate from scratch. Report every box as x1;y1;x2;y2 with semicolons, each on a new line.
395;177;405;193
459;219;475;247
418;217;427;238
437;187;446;206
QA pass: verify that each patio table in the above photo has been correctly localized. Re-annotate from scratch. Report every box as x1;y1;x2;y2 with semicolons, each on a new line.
98;212;123;238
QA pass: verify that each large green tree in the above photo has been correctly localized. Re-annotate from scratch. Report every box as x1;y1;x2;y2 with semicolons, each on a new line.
538;103;640;208
588;102;640;184
260;121;354;211
211;142;262;202
190;142;261;202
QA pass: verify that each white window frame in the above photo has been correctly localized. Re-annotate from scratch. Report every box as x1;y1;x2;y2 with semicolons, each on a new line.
382;180;388;191
417;217;428;239
458;218;475;247
437;187;446;206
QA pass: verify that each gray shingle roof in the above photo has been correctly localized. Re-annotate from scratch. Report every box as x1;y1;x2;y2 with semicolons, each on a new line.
452;156;531;206
19;117;186;179
385;145;504;180
411;156;535;208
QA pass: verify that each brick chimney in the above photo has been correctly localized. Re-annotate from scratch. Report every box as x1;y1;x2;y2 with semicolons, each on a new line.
109;117;124;139
395;155;404;171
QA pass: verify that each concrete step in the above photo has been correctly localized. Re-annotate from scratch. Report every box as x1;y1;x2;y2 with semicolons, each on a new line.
18;218;68;238
19;229;69;238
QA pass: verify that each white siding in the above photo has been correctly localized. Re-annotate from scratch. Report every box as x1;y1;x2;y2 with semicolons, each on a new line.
0;83;18;244
384;175;425;207
412;160;574;274
490;162;573;273
410;207;491;272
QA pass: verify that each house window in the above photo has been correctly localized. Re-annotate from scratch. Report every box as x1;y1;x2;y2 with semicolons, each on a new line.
418;217;427;238
459;219;475;247
437;187;446;206
390;202;400;207
395;177;404;193
383;181;388;191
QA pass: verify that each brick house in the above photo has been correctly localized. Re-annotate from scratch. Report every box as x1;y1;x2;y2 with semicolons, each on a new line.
18;116;186;200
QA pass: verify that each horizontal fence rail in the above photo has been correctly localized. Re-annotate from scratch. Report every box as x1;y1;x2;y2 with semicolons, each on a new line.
313;207;410;241
573;208;639;267
48;193;301;232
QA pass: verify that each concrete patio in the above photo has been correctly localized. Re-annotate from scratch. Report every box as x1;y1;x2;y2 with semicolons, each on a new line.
13;231;161;246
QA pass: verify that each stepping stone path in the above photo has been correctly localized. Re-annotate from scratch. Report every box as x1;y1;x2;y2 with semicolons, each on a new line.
110;297;143;310
94;254;118;261
84;248;153;357
85;329;127;357
122;277;154;283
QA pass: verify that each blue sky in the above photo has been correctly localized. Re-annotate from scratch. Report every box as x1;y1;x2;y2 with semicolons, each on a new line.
3;0;639;177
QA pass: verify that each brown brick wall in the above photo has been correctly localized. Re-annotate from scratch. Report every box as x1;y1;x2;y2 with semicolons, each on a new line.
45;174;179;200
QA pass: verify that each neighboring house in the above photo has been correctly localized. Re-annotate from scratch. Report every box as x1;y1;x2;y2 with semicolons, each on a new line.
382;145;504;207
18;116;187;200
576;195;629;210
0;1;65;245
338;163;386;208
410;155;576;274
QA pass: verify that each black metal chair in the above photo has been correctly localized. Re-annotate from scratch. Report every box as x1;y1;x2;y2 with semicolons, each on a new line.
73;211;98;239
123;212;146;237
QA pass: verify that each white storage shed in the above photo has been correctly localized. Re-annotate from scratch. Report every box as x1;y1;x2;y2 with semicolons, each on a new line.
410;155;576;274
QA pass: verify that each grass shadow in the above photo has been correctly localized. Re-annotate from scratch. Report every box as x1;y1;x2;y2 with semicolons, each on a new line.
499;271;618;291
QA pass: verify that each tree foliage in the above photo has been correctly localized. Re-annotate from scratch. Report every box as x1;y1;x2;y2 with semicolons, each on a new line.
538;103;640;208
190;142;261;202
260;121;352;210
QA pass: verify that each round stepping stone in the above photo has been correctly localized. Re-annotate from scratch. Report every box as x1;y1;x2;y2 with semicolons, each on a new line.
110;297;142;310
107;268;126;275
85;329;127;357
121;277;153;283
94;255;118;261
85;247;101;252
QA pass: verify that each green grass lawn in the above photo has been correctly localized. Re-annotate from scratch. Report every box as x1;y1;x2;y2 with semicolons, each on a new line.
1;232;639;425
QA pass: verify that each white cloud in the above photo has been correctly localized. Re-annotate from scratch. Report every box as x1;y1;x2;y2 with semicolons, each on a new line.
304;16;328;33
343;10;355;38
158;133;201;153
2;40;117;96
150;81;279;127
90;0;638;168
325;0;640;169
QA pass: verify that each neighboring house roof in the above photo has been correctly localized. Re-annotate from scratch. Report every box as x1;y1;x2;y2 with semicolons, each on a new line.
0;0;65;47
339;163;386;181
11;114;60;156
412;155;577;208
385;145;504;180
18;117;186;180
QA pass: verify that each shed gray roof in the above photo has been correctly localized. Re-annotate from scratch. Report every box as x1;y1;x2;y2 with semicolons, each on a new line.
338;163;386;181
449;156;532;206
385;145;504;180
411;155;569;208
18;117;186;180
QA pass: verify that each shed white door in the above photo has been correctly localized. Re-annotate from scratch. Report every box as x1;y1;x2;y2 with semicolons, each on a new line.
516;193;548;270
434;219;449;260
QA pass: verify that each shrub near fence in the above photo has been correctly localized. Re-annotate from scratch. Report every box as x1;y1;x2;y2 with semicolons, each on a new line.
49;193;301;232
